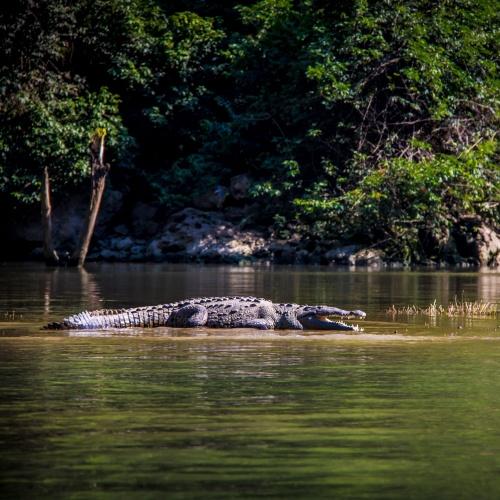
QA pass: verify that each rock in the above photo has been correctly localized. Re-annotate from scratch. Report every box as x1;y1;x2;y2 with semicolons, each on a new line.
130;244;146;261
270;242;296;264
99;249;115;259
295;249;312;264
113;236;134;251
325;245;384;267
324;245;361;264
130;244;145;253
30;246;44;259
230;174;252;200
454;219;500;267
146;239;164;260
34;188;125;247
100;249;127;261
193;185;229;210
157;208;269;262
476;224;500;267
350;248;385;267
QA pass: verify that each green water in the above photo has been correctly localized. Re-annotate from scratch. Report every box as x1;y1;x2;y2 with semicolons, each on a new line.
0;264;499;499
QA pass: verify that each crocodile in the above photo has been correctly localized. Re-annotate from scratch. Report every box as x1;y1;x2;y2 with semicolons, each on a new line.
46;296;366;331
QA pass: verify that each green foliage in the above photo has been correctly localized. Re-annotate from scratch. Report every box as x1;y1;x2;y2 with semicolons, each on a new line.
0;0;498;262
294;141;499;261
217;0;498;260
0;0;130;203
0;87;127;203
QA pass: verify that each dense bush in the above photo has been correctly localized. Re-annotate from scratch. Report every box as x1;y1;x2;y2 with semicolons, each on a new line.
0;0;498;262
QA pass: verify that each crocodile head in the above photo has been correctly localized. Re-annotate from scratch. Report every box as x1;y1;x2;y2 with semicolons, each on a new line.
297;305;366;331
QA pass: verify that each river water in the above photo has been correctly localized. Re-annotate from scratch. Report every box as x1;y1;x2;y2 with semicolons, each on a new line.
0;263;499;498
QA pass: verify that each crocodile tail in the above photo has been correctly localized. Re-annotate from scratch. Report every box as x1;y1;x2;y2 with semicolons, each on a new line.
44;305;171;330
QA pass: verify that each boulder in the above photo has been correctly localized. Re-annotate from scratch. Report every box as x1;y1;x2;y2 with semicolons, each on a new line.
324;245;361;264
146;239;164;260
129;244;146;261
476;224;500;267
325;244;385;266
157;208;269;262
269;238;313;264
100;248;127;261
454;217;500;267
269;242;297;264
351;248;385;267
112;236;134;251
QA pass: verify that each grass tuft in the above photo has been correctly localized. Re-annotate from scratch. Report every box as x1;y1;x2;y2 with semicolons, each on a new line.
387;297;497;317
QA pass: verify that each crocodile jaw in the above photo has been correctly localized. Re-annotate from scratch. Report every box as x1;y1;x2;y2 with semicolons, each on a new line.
299;314;364;331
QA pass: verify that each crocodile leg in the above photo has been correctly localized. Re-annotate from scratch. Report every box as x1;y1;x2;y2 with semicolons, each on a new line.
234;318;276;330
166;304;208;327
276;311;303;330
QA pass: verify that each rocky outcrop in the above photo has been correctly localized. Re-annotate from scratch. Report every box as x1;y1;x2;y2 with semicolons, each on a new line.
5;183;498;268
475;224;500;267
324;245;385;267
453;217;500;267
43;200;498;268
155;208;269;262
91;208;270;263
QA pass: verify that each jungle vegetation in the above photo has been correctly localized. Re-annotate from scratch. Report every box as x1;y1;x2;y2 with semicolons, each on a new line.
0;0;498;264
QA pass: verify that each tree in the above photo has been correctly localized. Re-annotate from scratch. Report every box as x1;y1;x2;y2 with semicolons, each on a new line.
72;129;110;267
0;0;129;266
188;0;498;260
0;0;497;265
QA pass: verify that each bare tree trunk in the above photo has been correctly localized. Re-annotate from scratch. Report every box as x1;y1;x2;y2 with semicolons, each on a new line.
71;133;110;267
41;166;60;265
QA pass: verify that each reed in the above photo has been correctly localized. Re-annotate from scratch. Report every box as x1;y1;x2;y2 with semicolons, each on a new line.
386;298;497;317
2;311;23;320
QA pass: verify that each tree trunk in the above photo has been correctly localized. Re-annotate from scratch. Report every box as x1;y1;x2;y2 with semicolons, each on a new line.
41;166;60;265
71;133;110;267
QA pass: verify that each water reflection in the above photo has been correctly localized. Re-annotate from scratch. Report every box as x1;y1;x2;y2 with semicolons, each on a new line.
2;335;500;499
477;270;500;302
0;263;499;498
42;267;102;319
0;263;498;334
